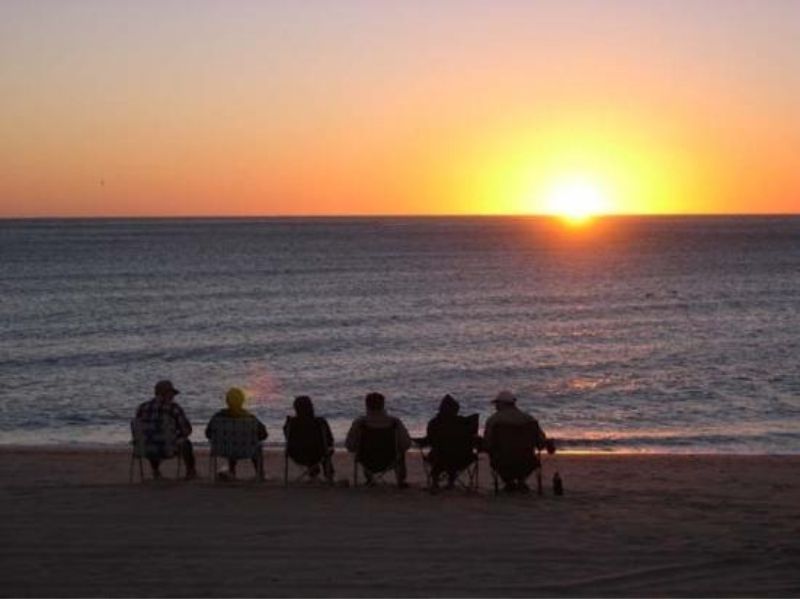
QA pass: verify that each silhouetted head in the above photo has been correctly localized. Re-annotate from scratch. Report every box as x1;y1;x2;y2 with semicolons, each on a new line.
293;395;315;419
365;392;385;413
491;389;516;411
154;379;179;400
438;394;459;416
225;387;246;411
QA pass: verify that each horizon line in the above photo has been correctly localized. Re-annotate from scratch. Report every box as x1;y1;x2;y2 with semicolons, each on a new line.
2;212;800;221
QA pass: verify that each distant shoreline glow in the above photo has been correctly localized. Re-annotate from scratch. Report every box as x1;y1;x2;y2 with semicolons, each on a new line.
2;212;800;222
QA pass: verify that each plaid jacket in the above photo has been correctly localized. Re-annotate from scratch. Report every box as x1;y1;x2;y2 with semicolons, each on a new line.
205;409;267;442
135;398;192;439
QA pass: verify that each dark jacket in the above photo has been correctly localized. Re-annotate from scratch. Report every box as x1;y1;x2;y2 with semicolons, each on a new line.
283;415;334;451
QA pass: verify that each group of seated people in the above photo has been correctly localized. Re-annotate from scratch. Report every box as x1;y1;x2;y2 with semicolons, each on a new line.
133;380;555;492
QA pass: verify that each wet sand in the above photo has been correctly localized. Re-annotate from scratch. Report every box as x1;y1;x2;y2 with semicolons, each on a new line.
0;448;798;597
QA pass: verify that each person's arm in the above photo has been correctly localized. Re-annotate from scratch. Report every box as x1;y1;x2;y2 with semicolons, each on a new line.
345;418;362;453
205;415;215;440
483;420;494;453
533;419;556;453
257;419;268;441
320;418;334;452
532;419;547;450
395;418;412;451
173;404;192;438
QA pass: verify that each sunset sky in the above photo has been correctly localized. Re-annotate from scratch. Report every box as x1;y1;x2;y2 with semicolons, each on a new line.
2;0;799;217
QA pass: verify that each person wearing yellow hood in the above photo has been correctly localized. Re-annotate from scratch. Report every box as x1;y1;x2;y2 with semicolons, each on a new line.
205;387;268;478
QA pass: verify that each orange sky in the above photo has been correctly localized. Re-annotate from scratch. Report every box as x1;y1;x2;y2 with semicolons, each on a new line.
1;1;799;217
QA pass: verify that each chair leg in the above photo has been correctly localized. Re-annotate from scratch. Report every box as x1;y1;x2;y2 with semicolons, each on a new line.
138;457;144;482
284;452;289;488
419;450;431;489
326;463;335;485
537;470;543;496
353;459;358;488
463;464;476;492
258;450;265;482
129;455;134;484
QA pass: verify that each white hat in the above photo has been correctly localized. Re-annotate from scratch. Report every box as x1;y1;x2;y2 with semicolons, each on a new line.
491;390;517;405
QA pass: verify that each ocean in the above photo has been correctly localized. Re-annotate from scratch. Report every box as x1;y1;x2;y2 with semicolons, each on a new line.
1;216;798;452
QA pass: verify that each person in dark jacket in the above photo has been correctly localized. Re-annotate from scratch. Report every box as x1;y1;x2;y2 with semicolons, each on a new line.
346;392;412;488
418;394;480;489
283;395;335;480
205;387;267;477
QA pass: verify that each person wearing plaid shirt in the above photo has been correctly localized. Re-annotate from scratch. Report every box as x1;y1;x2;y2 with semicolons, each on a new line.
134;379;198;479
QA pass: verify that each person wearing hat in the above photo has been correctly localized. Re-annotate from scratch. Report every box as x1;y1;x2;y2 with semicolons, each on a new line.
134;379;197;480
483;390;549;492
205;387;268;479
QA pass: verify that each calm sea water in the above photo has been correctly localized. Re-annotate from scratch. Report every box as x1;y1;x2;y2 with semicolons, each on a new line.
1;216;799;452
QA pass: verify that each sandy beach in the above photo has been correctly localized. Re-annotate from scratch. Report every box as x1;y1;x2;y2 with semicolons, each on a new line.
0;448;798;597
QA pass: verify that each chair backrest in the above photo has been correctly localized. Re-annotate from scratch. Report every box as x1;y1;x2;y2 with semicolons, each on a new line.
489;421;538;464
429;413;479;467
430;413;479;448
285;416;328;467
131;416;179;459
208;417;263;459
356;421;399;474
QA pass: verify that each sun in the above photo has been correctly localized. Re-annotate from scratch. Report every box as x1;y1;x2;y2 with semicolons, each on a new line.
543;176;609;225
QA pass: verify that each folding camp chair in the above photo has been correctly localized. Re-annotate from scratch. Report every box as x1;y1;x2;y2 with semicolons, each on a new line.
352;422;402;487
283;416;334;486
207;417;265;481
487;421;543;495
416;413;480;492
129;417;183;482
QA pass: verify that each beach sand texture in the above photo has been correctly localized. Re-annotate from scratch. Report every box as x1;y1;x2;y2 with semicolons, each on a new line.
1;448;798;597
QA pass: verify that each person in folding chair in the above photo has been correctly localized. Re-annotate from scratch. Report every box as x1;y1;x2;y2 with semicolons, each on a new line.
132;379;198;481
283;395;335;485
483;390;553;494
205;387;268;480
345;392;411;488
415;394;481;492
